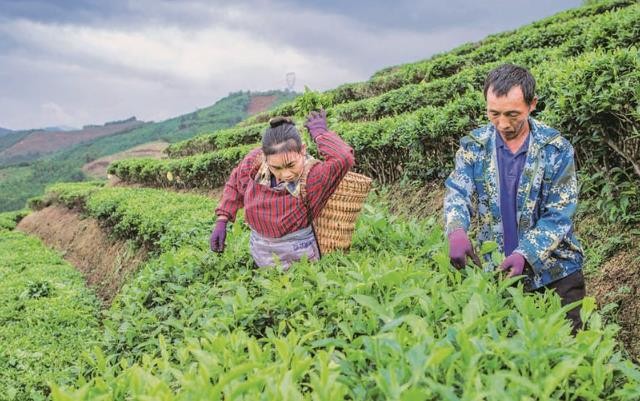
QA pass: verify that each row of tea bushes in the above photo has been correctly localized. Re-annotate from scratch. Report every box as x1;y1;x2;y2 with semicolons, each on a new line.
40;184;640;400
167;2;639;160
0;230;100;400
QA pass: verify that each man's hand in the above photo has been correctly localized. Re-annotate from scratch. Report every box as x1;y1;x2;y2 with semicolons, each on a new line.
210;219;227;252
500;252;526;277
448;228;481;269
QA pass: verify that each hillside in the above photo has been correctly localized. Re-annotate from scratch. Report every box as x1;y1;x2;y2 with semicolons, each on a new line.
0;117;145;166
0;90;297;212
0;127;13;136
1;0;639;399
0;129;32;158
82;140;169;179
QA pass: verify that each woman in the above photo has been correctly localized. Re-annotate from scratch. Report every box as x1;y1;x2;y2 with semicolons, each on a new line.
210;110;355;270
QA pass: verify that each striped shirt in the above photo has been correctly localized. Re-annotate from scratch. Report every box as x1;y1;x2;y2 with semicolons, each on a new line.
215;131;355;238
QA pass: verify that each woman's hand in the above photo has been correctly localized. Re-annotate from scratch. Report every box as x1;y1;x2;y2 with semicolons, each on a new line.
210;219;228;252
304;110;328;140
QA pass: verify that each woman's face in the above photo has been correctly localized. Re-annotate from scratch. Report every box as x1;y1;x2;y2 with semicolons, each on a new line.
265;144;306;183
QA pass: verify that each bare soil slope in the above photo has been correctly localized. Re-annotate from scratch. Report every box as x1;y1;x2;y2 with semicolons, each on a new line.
0;119;144;162
16;206;148;305
587;250;640;359
247;95;278;115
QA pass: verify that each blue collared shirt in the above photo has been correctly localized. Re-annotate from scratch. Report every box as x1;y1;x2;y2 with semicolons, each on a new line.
496;131;530;257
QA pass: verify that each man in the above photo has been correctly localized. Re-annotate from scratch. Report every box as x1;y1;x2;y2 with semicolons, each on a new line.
443;63;586;334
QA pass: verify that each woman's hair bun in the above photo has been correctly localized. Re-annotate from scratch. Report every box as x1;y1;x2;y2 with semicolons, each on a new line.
269;116;294;128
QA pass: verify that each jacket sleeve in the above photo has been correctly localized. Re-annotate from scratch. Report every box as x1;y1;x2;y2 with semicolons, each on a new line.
444;137;479;237
304;131;355;218
514;141;578;274
215;148;262;222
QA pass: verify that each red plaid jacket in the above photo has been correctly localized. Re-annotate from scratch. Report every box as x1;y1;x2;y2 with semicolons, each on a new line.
215;131;355;238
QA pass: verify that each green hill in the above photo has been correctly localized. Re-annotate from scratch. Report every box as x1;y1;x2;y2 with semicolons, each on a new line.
110;0;639;225
0;90;297;212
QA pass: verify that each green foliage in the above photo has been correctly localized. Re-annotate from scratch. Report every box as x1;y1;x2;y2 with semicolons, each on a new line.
109;143;256;189
44;181;106;209
117;47;640;202
20;280;54;300
0;231;100;400
27;195;46;211
0;159;86;212
293;86;333;116
574;200;634;274
165;123;267;158
0;209;29;231
43;189;640;400
538;47;640;224
0;130;32;154
333;91;487;184
6;1;640;396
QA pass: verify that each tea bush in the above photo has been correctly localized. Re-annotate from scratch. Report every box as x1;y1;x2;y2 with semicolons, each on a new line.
42;186;640;400
0;209;29;232
0;232;100;400
108;143;255;189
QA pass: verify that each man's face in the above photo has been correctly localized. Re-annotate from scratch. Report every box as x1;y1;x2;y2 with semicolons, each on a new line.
266;145;306;183
486;85;537;141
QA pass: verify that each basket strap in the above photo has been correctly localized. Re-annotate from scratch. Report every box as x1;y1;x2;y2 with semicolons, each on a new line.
299;159;322;259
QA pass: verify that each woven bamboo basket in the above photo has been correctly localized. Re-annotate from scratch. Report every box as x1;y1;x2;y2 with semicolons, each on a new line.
306;170;372;255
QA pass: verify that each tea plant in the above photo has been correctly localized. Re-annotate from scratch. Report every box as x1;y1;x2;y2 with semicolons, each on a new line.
0;231;100;400
43;186;640;400
0;209;29;232
12;1;640;398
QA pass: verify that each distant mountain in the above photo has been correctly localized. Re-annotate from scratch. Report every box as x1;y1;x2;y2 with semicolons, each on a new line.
53;90;298;165
0;130;33;157
0;118;145;166
0;127;13;136
43;126;77;132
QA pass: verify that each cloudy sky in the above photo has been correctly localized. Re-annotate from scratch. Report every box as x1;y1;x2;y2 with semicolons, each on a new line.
0;0;581;130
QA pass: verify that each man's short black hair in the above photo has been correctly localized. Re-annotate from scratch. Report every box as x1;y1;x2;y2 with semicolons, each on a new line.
483;64;536;105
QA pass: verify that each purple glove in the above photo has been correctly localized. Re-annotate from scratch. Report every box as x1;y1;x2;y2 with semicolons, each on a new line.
448;228;481;269
210;219;227;252
304;110;328;140
500;252;526;277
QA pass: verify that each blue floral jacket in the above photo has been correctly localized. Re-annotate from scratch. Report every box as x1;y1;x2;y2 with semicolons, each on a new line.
444;118;583;290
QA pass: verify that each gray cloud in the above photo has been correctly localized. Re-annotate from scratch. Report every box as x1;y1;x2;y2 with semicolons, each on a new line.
0;0;580;130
